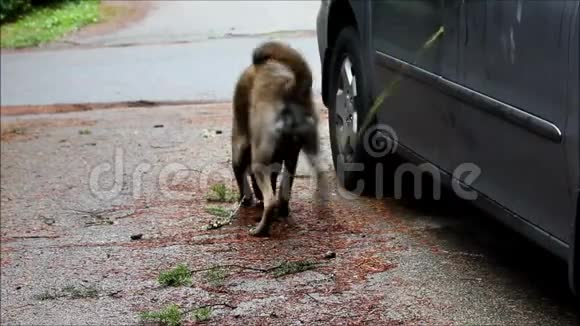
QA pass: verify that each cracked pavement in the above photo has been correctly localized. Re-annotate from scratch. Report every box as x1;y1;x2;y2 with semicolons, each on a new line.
1;102;578;325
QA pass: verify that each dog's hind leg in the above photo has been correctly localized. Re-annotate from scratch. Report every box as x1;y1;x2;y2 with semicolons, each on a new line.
278;147;300;217
249;141;281;236
232;141;254;207
270;158;283;197
250;173;263;203
249;162;277;236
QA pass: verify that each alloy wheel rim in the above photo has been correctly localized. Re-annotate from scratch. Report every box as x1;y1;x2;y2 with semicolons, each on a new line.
334;56;358;163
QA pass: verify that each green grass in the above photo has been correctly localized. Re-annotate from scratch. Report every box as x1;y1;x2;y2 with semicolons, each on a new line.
205;206;231;219
204;267;228;287
78;129;92;135
61;284;98;299
192;306;212;322
139;304;183;326
158;264;192;287
206;183;237;203
204;205;235;230
1;0;101;48
33;290;60;301
271;260;316;278
33;284;98;301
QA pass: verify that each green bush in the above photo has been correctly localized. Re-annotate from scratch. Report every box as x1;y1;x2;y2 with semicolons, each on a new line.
0;0;79;24
0;0;31;24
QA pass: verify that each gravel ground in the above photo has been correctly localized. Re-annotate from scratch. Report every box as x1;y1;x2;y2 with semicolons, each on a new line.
1;103;579;325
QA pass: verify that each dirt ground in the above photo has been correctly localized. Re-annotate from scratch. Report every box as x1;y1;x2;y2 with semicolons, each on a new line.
1;102;579;325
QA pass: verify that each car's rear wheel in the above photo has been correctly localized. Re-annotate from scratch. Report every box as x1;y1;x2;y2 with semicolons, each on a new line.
327;26;379;196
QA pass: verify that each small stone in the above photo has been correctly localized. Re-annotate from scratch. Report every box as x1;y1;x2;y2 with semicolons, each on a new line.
324;251;336;259
130;234;143;240
41;216;55;225
153;124;164;128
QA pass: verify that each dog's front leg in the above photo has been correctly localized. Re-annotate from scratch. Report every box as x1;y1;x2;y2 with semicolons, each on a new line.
278;148;300;217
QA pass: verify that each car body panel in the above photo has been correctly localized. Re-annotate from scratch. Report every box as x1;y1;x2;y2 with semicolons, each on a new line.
371;1;459;182
452;0;575;244
316;0;580;291
566;1;580;295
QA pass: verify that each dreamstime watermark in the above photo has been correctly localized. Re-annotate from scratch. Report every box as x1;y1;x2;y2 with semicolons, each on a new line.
88;147;237;202
363;122;399;158
335;123;482;201
87;123;482;203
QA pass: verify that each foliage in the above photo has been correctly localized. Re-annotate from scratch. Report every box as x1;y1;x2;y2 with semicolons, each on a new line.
139;304;183;326
205;206;231;219
0;0;31;24
192;307;212;322
1;0;100;48
203;267;228;287
158;264;192;287
271;260;316;278
33;284;98;300
206;183;237;203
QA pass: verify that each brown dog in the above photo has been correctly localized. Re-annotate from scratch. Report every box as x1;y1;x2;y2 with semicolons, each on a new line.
232;41;327;236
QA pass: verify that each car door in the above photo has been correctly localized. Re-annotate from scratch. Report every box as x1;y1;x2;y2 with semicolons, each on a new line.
370;0;461;191
447;0;576;246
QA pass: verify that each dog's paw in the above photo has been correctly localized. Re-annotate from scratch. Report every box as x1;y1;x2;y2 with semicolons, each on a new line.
249;226;270;237
277;202;290;218
240;196;255;208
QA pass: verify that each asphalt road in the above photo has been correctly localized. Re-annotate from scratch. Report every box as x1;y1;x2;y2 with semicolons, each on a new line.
1;103;579;324
1;1;579;324
1;36;321;106
0;1;321;106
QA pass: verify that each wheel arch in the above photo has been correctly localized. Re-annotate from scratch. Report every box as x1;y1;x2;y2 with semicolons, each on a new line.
322;0;359;106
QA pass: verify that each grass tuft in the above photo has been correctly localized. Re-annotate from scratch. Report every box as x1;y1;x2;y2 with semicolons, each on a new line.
203;267;228;287
1;0;101;48
158;264;192;287
192;306;212;322
204;206;235;230
205;206;231;219
78;129;91;135
33;290;60;301
139;304;182;326
33;284;98;301
206;183;237;203
62;284;98;299
271;260;316;278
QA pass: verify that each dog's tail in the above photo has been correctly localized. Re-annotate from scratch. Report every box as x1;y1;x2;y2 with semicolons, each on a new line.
252;41;313;94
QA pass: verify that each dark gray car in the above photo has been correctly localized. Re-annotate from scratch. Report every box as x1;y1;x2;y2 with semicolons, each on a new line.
316;0;579;294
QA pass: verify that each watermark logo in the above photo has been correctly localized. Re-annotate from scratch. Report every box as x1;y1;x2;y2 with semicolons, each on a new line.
87;123;483;204
362;123;398;158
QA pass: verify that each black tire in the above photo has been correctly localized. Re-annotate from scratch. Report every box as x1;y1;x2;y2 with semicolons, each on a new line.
327;26;380;196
